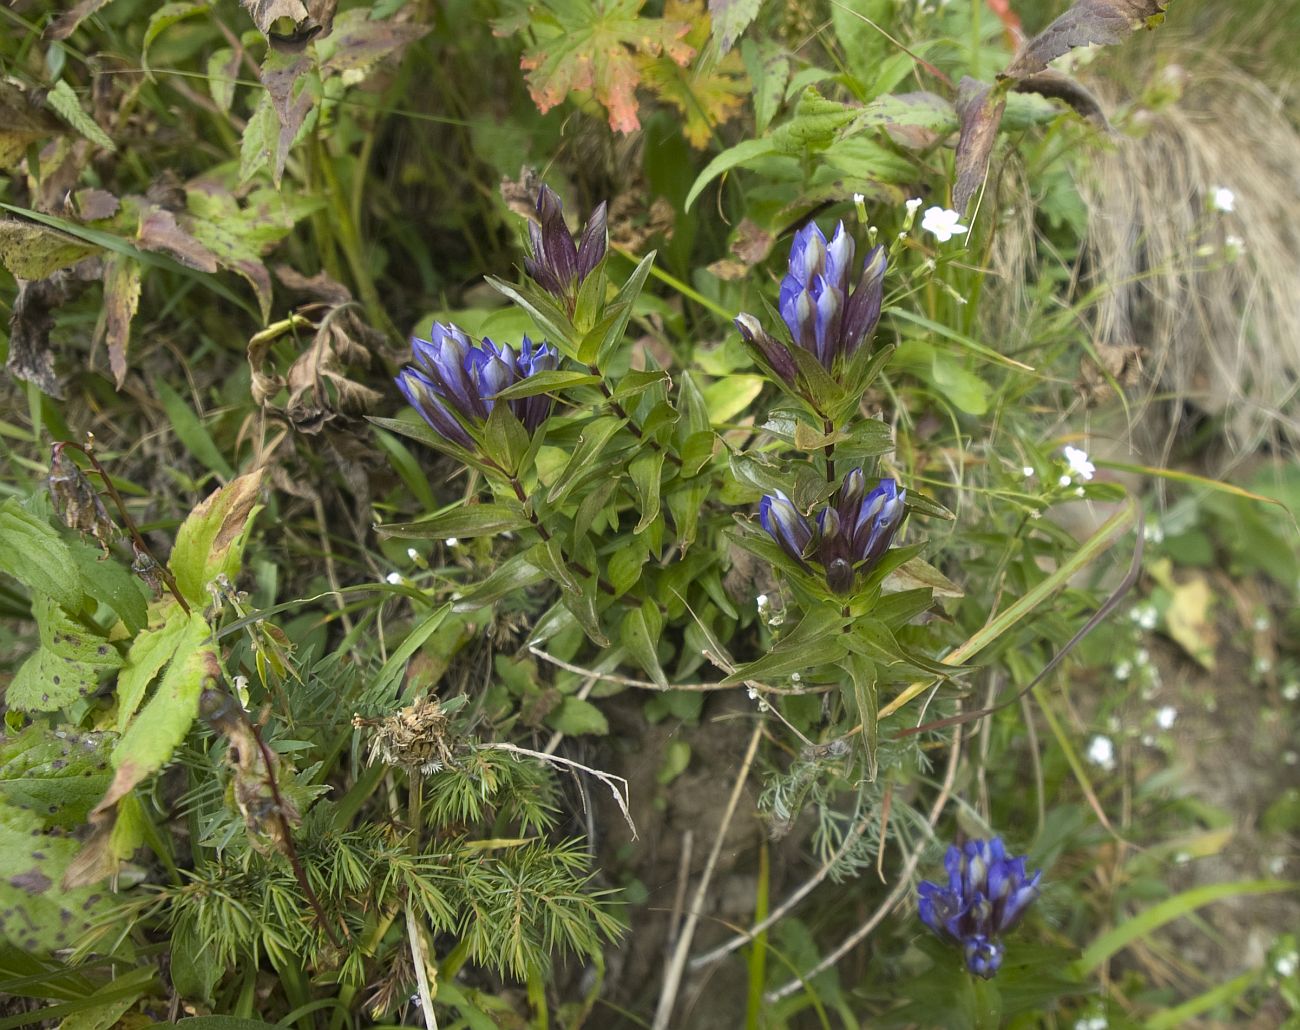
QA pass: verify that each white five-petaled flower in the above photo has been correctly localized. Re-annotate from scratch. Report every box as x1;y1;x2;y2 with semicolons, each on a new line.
1086;734;1116;771
1063;445;1095;481
1211;187;1236;213
1155;705;1177;729
920;206;968;242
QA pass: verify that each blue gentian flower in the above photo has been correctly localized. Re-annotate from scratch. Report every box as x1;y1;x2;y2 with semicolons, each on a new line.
735;221;886;383
759;470;906;594
917;837;1042;979
524;185;607;310
396;323;559;448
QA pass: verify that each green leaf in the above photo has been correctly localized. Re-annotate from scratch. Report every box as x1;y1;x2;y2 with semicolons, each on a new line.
169;923;222;1005
483;276;575;355
546;696;609;736
612;369;671;404
0;217;101;279
490;370;604;401
452;553;547;612
710;0;762;52
546;416;627;506
620;602;666;687
587;250;657;367
0;725;115;829
45;81;115;152
155;380;235;479
723;607;847;685
845;653;878;780
379;502;533;540
482;403;530;474
54;533;142;634
930;350;990;416
168;470;263;606
685;137;777;211
115;607;194;731
830;0;895;90
702;374;764;424
142;3;211;80
8;593;122;712
0;499;82;612
607;538;649;596
629;449;665;535
770;86;856;155
739;39;789;135
0;803;114;953
238;95;277;185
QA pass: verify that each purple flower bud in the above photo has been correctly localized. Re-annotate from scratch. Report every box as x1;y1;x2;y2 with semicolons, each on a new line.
396;323;561;448
759;491;813;565
735;312;798;385
918;837;1042;979
523;185;607;311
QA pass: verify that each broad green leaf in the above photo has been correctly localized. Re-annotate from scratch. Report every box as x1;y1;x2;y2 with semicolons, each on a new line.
723;607;847;685
546;417;627;506
452;554;547;611
685;137;776;211
620;602;667;687
168;470;263;606
709;0;761;52
0;725;115;829
0;803;113;953
546;696;609;736
702;374;764;424
490;370;603;401
379;502;533;540
930;350;990;415
830;0;895;90
769;86;856;155
8;594;122;712
0;500;82;612
629;449;665;535
607;538;649;596
588;250;657;367
482;403;530;474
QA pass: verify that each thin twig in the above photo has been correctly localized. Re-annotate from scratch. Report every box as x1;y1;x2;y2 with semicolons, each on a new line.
476;742;636;838
666;830;695;960
405;904;438;1030
689;807;875;970
766;720;963;1002
653;723;763;1030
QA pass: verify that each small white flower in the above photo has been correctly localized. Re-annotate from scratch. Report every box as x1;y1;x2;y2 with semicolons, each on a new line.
1141;733;1156;747
1075;486;1086;498
1253;614;1271;632
407;547;420;561
1225;233;1245;256
1086;734;1116;771
1211;187;1236;213
790;672;801;683
1282;682;1299;702
1276;951;1300;978
1135;648;1150;665
756;593;769;610
1059;474;1073;487
746;685;759;701
445;537;459;547
1143;523;1165;544
1022;466;1035;478
905;197;923;216
1285;750;1299;766
1155;705;1177;729
1255;656;1273;674
1063;445;1095;481
920;206;968;242
1028;509;1041;520
1268;855;1287;875
1114;660;1132;680
385;572;403;585
853;192;865;205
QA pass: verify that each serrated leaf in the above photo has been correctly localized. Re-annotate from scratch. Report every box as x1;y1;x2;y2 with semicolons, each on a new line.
512;0;695;133
65;532;149;635
239;95;278;185
8;593;122;712
115;608;194;731
739;39;788;135
168;470;264;606
643;1;748;148
208;47;240;112
0;499;82;612
45;80;115;152
769;86;856;155
315;8;431;76
709;0;761;52
952;77;1008;214
0;725;115;829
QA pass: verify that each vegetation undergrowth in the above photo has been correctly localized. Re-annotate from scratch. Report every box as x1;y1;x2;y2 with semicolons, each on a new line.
1;0;1297;1026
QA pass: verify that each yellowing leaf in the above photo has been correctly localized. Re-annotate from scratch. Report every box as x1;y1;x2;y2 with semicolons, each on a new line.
508;0;695;134
168;470;265;606
640;0;748;148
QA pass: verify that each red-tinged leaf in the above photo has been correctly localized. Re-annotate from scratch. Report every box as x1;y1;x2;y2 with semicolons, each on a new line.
75;188;120;222
258;51;314;186
641;0;747;148
1002;0;1174;80
95;253;141;389
952;76;1007;215
511;0;695;134
136;206;219;273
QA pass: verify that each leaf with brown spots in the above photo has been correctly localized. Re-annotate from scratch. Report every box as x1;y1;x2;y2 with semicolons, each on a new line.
315;8;430;76
1002;0;1175;80
94;254;141;389
167;470;265;606
0;218;102;280
952;77;1008;214
7;593;122;712
135;206;219;273
0;725;115;830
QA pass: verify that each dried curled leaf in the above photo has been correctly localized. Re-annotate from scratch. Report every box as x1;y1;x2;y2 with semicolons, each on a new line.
95;253;142;388
0;82;68;169
43;0;115;39
1003;0;1174;80
952;77;1007;214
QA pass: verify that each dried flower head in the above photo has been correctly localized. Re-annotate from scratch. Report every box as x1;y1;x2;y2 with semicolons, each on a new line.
354;697;455;775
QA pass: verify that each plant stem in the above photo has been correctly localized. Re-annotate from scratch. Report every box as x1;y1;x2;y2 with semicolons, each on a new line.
590;368;682;467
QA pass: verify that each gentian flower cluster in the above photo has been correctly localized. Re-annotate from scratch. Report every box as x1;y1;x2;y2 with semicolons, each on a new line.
524;184;607;312
735;221;886;382
395;322;558;449
759;470;906;595
917;837;1042;979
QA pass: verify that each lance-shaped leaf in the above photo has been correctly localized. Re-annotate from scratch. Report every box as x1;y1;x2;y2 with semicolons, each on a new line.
952;77;1008;215
1002;0;1175;80
168;470;264;606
